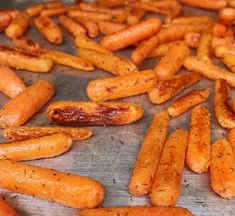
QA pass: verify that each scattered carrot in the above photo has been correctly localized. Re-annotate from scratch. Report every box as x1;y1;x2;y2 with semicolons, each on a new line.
0;11;12;32
184;32;200;48
147;42;175;58
213;22;227;37
98;21;127;35
179;0;226;10
13;37;41;52
26;3;45;17
218;7;235;26
221;53;235;72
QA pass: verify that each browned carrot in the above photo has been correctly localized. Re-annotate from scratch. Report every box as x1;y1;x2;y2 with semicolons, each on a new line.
47;101;144;126
58;15;86;37
129;110;169;196
77;206;194;216
35;16;64;45
214;44;235;57
211;139;235;198
221;53;235;73
131;35;159;65
87;70;156;101
179;0;226;10
13;37;41;53
0;46;53;73
77;48;137;76
0;11;12;32
0;133;72;161
72;17;100;38
5;11;30;39
0;66;25;98
68;10;113;22
98;21;127;35
101;18;161;51
155;41;190;80
186;105;211;174
197;32;213;62
150;129;188;206
40;7;67;17
0;159;105;209
148;72;202;104
26;4;45;17
0;80;54;128
0;195;19;216
3;126;92;142
127;8;146;25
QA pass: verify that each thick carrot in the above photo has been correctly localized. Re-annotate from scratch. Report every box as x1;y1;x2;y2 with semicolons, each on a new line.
3;126;92;142
35;16;64;45
98;21;127;35
47;101;144;126
0;11;12;32
172;16;212;25
77;206;194;216
36;48;94;72
0;46;53;73
0;80;54;128
179;0;226;10
0;66;25;98
40;7;67;17
100;18;161;51
213;22;227;37
129;110;169;196
0;195;19;216
184;56;235;88
186;105;211;174
58;15;86;37
87;70;157;101
155;41;190;80
77;48;137;76
214;79;235;129
148;72;202;104
131;35;159;65
13;37;41;53
218;7;235;26
0;133;72;161
5;11;30;39
167;89;209;117
211;139;235;198
72;17;100;38
26;4;45;17
75;34;112;55
197;32;213;62
0;159;105;208
150;129;188;206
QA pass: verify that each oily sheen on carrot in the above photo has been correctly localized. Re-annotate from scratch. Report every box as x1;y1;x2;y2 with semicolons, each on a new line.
100;18;161;51
0;159;105;209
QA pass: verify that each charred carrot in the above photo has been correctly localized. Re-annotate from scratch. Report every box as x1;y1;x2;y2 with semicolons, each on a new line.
13;37;41;53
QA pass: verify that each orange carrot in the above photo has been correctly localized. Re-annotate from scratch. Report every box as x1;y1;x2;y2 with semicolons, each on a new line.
98;21;127;35
40;7;67;17
0;195;19;216
13;37;41;53
0;11;12;32
179;0;226;10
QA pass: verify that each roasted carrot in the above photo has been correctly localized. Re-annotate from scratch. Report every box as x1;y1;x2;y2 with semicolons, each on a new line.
167;89;209;117
129;110;169;196
213;22;227;37
98;0;128;8
13;37;41;53
26;3;45;17
87;70;156;101
184;56;235;88
3;126;92;142
214;79;235;129
186;105;211;174
35;16;64;45
77;206;194;216
77;48;137;76
184;32;200;48
0;11;12;32
101;18;161;51
0;133;72;161
154;41;190;80
0;9;19;19
218;7;235;26
179;0;226;10
211;139;235;198
214;44;235;57
131;35;159;65
75;34;112;55
0;80;54;128
0;159;105;209
147;42;175;58
148;72;202;104
58;15;86;37
68;10;113;22
197;32;213;62
5;11;30;39
36;48;94;72
127;8;146;25
212;37;235;50
98;21;127;35
221;53;235;73
40;7;68;17
47;101;144;126
150;129;188;206
0;46;53;73
172;16;212;25
0;66;25;98
44;1;64;9
72;17;100;38
0;195;19;216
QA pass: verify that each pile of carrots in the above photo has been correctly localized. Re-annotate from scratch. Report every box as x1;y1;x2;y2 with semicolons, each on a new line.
0;0;235;215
